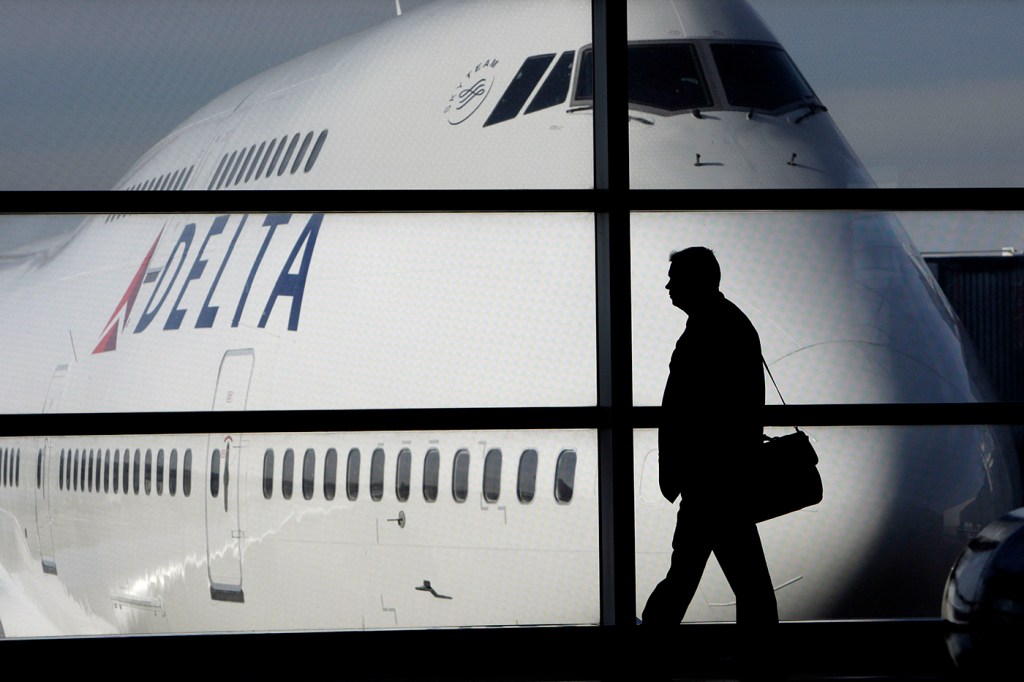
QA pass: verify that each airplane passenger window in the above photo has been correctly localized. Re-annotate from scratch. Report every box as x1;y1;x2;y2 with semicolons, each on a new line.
145;449;152;495
346;448;360;501
2;449;6;487
208;154;229;190
290;131;314;174
263;449;274;499
302;448;315;500
277;133;300;176
264;136;287;178
245;142;266;183
396;448;411;502
255;140;274;179
216;151;238;189
483;449;502;503
423;448;440;503
554;449;577;504
112;450;119;494
210;449;221;498
710;43;817;113
133;449;141;495
525;51;576;114
88;450;94;492
169;449;177;497
15;450;19;486
182;449;192;497
484;54;555;128
122;449;130;495
452;449;470;503
36;449;42;489
628;43;711;113
370;448;385;501
104;450;110;493
156;449;164;496
282;448;295;500
324;448;337;501
304;130;328;173
73;450;79;491
81;450;87;492
59;450;64;490
518;449;538;503
235;145;257;186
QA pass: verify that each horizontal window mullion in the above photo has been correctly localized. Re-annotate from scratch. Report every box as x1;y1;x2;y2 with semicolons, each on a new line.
634;402;1024;427
0;406;603;438
627;188;1023;212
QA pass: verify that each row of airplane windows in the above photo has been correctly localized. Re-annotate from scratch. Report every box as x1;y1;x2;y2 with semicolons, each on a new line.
254;446;578;505
125;164;195;193
2;447;20;488
207;128;330;190
55;447;194;498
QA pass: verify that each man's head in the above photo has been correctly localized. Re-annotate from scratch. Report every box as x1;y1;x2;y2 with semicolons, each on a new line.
666;247;720;313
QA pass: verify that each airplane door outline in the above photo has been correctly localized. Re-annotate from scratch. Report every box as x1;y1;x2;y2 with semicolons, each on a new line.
33;441;57;575
205;348;253;602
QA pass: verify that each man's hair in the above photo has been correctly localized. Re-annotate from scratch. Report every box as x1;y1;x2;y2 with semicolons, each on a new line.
669;246;721;289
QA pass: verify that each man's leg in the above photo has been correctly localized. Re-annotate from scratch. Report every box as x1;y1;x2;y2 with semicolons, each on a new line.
641;499;714;624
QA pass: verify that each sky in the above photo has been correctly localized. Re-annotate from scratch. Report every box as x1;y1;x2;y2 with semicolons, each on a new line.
1;0;1023;250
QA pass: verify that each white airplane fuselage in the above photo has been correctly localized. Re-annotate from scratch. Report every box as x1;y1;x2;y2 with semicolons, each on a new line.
0;0;1017;636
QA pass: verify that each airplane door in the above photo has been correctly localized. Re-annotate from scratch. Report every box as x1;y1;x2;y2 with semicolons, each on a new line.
205;349;253;602
33;441;57;574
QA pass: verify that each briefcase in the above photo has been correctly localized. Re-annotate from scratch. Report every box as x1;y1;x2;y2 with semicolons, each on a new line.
754;355;824;523
750;429;823;523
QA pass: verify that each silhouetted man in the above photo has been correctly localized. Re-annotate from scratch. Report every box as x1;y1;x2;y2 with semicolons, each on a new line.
642;247;778;634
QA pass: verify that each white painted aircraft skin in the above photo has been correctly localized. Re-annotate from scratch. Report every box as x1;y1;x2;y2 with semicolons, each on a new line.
0;0;1018;636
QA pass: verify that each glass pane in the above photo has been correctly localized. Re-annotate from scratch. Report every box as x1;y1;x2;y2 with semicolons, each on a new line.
627;1;1024;188
423;448;440;503
631;211;1002;406
346;448;360;501
370;448;385;502
482;448;502;503
634;423;1019;622
302;448;315;500
3;1;593;190
396;448;411;502
263;449;274;499
324;448;337;501
0;213;594;413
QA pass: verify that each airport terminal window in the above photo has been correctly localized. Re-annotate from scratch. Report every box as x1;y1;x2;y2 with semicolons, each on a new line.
302;448;316;500
710;43;816;112
145;449;152;495
423;448;440;502
324;448;337;501
628;42;711;113
396;448;411;502
484;54;555;128
518;449;538;503
370;448;385;501
483;448;502;503
282;448;295;500
452;449;470;503
525;50;575;114
182;449;192;497
554;449;577;504
156;449;164;495
211;449;221;498
346;448;360;501
263;449;274;499
169;449;178;496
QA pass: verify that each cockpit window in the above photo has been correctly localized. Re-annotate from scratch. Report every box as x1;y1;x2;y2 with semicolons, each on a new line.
710;43;817;112
574;47;593;102
628;43;712;113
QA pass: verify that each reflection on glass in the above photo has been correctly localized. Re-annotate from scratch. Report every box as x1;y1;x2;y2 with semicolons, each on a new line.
634;424;1019;622
0;213;595;413
0;429;598;636
632;212;988;406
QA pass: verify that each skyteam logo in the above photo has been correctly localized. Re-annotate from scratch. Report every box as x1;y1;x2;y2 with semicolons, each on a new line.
93;213;321;354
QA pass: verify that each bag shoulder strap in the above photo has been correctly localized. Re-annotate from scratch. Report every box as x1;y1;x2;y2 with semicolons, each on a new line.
762;355;802;435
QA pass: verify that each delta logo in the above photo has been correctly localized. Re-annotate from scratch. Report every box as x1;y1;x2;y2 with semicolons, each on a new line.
93;212;322;354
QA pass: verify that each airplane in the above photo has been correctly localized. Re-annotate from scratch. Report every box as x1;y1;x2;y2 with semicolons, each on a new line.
0;0;1018;637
